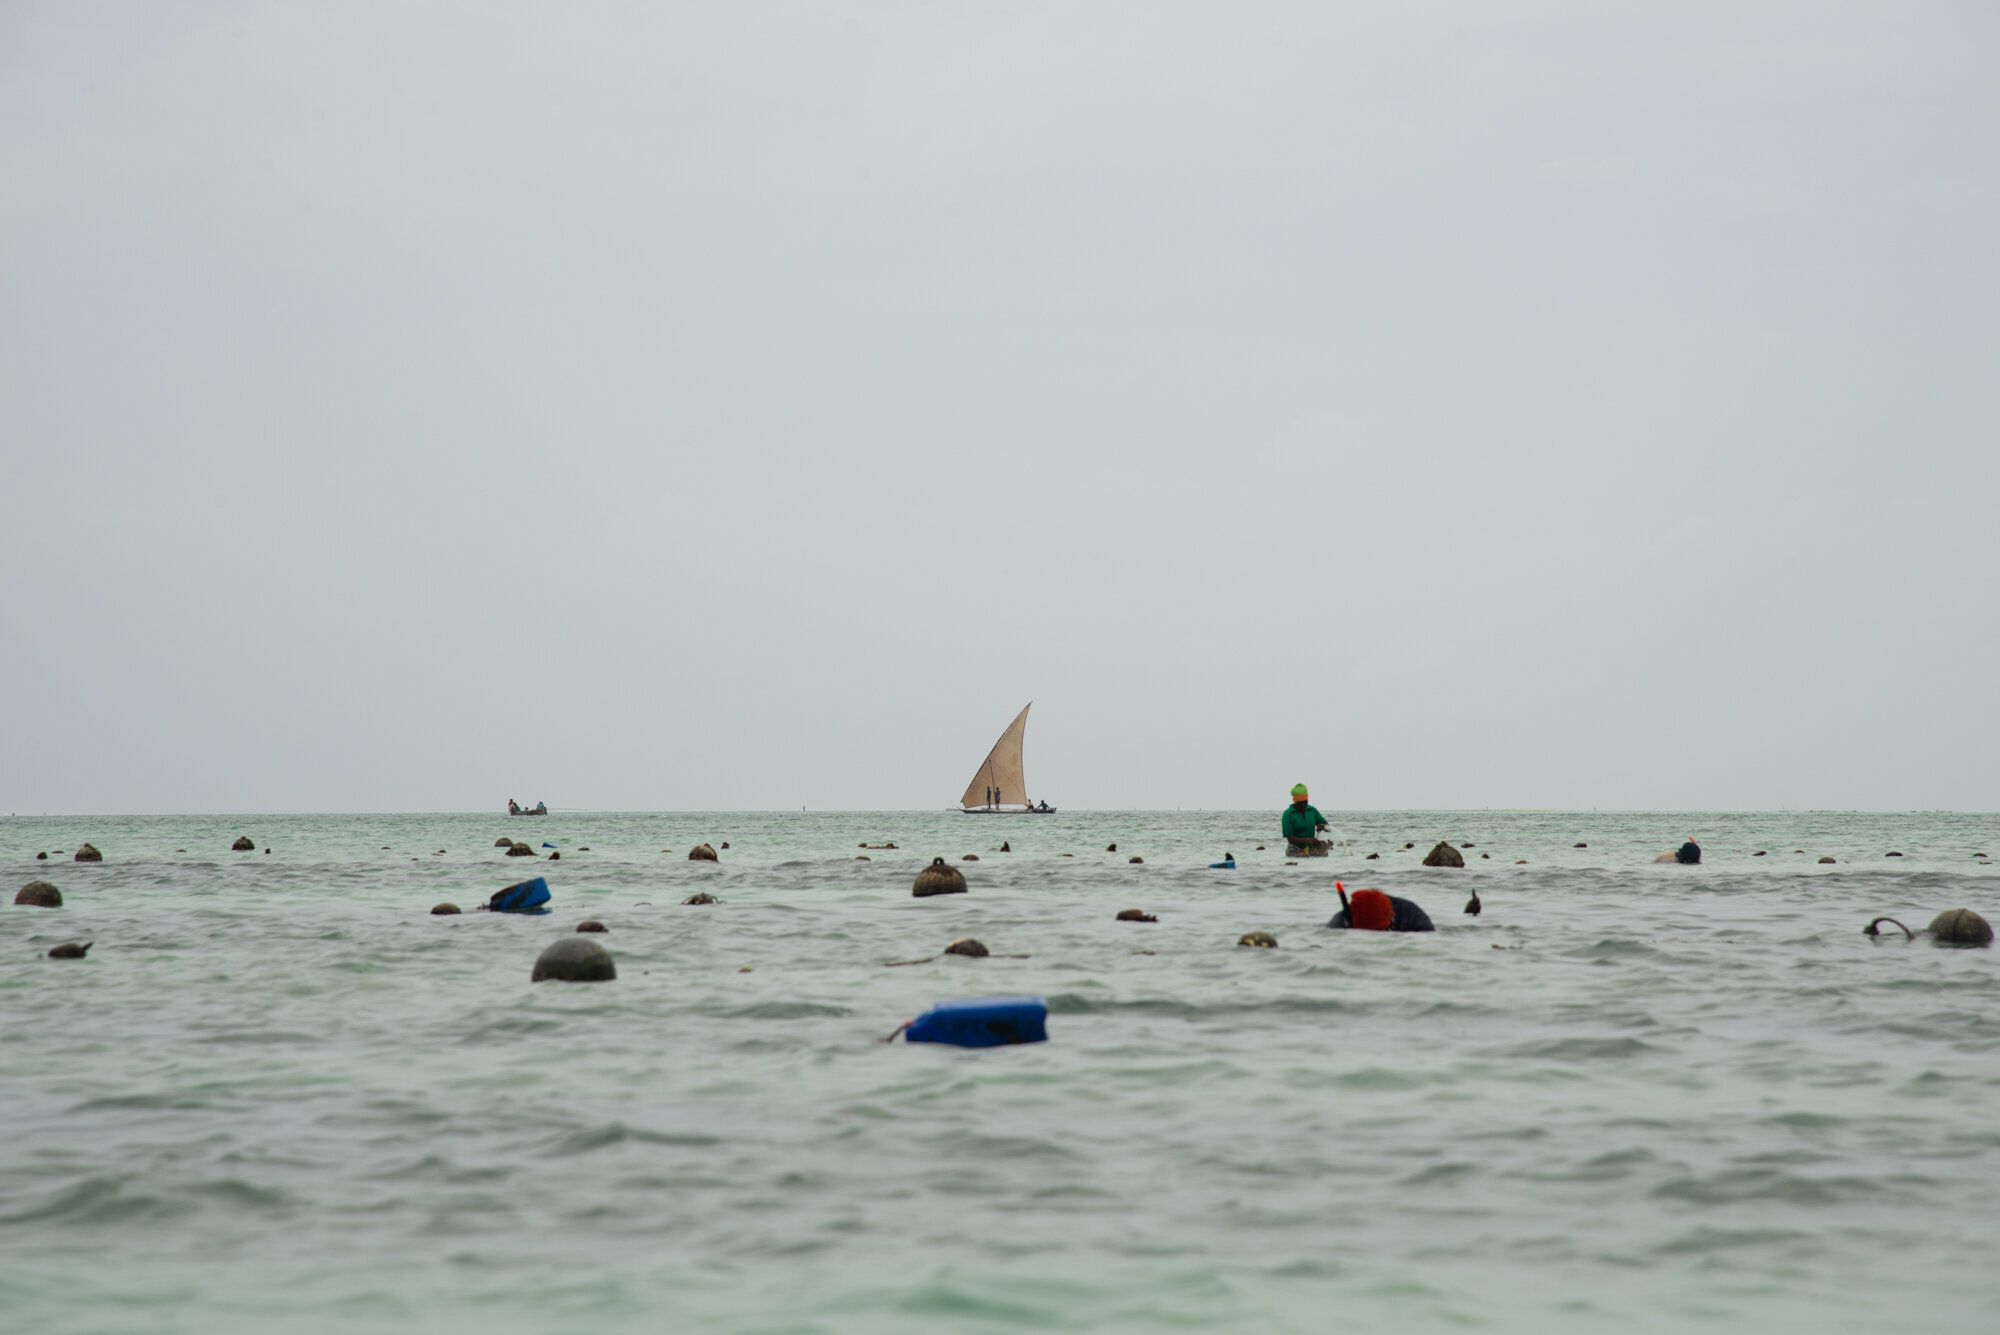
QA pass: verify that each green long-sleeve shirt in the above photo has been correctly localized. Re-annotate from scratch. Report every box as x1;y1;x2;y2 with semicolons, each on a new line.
1281;803;1329;841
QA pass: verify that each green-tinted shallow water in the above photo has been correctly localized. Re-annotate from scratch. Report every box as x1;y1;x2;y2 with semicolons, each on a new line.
3;810;1997;1333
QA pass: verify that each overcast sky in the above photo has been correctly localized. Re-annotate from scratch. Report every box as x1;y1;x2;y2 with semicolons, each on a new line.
3;2;1996;814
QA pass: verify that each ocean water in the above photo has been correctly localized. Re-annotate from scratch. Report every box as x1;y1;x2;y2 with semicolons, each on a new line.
2;810;1996;1334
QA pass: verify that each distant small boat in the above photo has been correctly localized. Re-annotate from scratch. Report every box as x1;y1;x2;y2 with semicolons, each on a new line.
958;704;1057;814
507;800;548;817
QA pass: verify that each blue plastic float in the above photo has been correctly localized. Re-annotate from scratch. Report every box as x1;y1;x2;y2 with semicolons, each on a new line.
1209;858;1237;870
904;996;1048;1048
484;877;552;914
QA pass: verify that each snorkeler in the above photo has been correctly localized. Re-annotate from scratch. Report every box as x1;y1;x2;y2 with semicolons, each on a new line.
1327;884;1436;933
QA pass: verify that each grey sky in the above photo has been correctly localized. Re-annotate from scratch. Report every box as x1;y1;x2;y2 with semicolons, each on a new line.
4;2;1996;814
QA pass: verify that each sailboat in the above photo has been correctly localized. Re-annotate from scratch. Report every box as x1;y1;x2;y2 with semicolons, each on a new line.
958;703;1057;814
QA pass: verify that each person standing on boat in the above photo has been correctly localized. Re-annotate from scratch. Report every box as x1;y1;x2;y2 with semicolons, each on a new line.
1282;784;1331;854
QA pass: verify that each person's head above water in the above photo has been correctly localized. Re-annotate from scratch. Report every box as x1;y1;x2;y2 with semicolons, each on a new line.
1346;888;1396;931
1291;783;1309;804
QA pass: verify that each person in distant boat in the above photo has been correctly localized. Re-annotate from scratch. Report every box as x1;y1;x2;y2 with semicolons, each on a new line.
1327;885;1435;933
1676;838;1701;865
508;798;521;815
1282;784;1331;854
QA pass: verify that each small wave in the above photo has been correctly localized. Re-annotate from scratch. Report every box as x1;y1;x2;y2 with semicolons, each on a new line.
68;1091;229;1114
355;1097;452;1127
1561;938;1666;960
363;1154;514;1185
1044;993;1360;1018
1396;1161;1481;1186
193;1029;317;1046
1265;1257;1346;1279
1651;1167;1896;1207
1044;994;1203;1017
886;1279;1070;1325
1503;1036;1665;1060
1761;1111;1846;1130
1411;999;1499;1019
1086;1057;1254;1084
910;1132;1081;1163
1025;1182;1119;1202
1263;995;1365;1016
0;1176;189;1228
1651;1224;1813;1256
1506;1147;1657;1183
1944;1127;2000;1149
186;1178;292;1210
696;1000;851;1020
546;1122;725;1155
1325;1066;1446;1091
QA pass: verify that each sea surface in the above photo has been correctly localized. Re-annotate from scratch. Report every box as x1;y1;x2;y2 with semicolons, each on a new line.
3;810;1997;1334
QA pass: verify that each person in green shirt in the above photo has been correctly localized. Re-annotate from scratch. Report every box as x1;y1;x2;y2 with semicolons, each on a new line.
1282;783;1331;855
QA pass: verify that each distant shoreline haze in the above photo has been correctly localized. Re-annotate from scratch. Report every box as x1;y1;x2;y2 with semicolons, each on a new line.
6;806;1997;818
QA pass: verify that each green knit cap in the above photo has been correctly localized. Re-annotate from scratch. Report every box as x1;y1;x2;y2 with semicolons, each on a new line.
1290;784;1308;799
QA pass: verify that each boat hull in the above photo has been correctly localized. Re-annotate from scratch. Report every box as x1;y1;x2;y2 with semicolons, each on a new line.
959;808;1059;815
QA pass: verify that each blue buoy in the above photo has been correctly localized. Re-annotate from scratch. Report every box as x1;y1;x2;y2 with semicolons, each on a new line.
1209;859;1237;870
904;996;1048;1048
485;877;552;915
541;841;557;850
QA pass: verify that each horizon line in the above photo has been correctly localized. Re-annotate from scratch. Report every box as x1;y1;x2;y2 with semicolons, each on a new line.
5;807;1996;819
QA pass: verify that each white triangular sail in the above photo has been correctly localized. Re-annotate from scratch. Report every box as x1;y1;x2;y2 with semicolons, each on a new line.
960;703;1032;810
